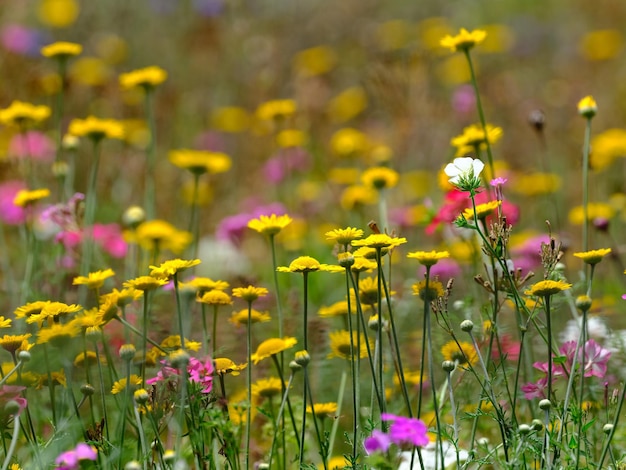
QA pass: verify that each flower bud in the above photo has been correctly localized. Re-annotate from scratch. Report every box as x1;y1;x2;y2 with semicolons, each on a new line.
442;360;456;372
62;134;80;150
518;424;531;435
134;388;150;405
539;399;551;410
119;344;137;362
294;350;310;367
460;320;474;332
125;461;142;470
575;295;592;313
3;400;20;415
338;252;355;268
603;423;614;435
163;450;176;463
169;349;190;368
123;205;146;229
18;350;31;362
289;360;302;372
531;419;544;431
81;384;95;396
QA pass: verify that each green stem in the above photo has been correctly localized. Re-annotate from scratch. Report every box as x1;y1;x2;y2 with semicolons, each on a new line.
417;266;431;419
0;413;20;470
345;267;359;462
375;247;386;427
188;173;201;259
144;87;157;219
117;360;132;469
80;138;102;279
299;272;309;467
173;273;186;350
141;290;150;388
245;301;253;470
581;117;592;253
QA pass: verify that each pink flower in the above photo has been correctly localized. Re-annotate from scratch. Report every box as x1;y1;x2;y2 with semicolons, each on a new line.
188;356;214;393
364;429;392;454
0;25;42;56
581;339;611;378
8;131;55;162
364;413;429;454
55;443;97;470
521;377;549;400
0;181;26;225
489;177;508;187
91;223;128;258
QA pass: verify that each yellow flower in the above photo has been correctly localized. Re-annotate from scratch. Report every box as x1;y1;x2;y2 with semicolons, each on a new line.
328;330;369;360
440;28;487;52
197;290;232;306
14;301;48;320
441;340;478;366
319;300;351;317
0;334;32;354
327;87;368;124
210;106;250;133
251;377;284;399
306;402;338;418
35;370;67;389
524;280;572;297
276;129;307;148
180;277;229;296
251;337;298;364
579;29;623;61
0;317;11;329
350;256;378;273
104;287;142;307
37;321;81;345
293;45;337;76
37;0;79;28
277;256;342;273
361;167;400;190
41;41;82;58
407;250;450;267
232;286;269;303
573;248;612;265
111;374;142;394
328;167;360;185
462;200;502;221
13;188;50;207
0;101;51;127
72;268;115;290
325;227;364;246
358;276;379;305
160;335;201;352
26;301;82;325
133;220;192;254
340;185;378;210
256;99;296;121
74;351;102;367
330;128;369;157
351;234;407;249
412;280;445;301
509;172;561;196
214;357;247;376
229;309;271;327
247;214;293;236
325;456;350;470
450;124;503;157
578;95;597;118
76;309;106;336
123;276;168;291
169;149;232;175
68;116;124;141
568;203;615;225
119;66;167;90
149;259;201;279
590;129;626;170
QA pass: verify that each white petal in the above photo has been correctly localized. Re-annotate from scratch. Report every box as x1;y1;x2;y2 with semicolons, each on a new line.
471;158;485;176
452;157;475;172
444;162;460;177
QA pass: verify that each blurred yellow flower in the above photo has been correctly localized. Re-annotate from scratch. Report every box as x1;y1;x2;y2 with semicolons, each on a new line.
180;277;229;295
251;337;297;364
376;20;411;51
149;259;201;279
133;220;192;254
37;0;79;28
251;377;283;399
451;124;503;157
569;202;615;225
510;172;561;196
119;66;167;90
27;302;81;325
480;24;515;53
41;41;82;58
214;357;247;376
330;128;369;156
307;402;338;418
277;256;343;273
276;129;306;148
69;57;112;86
160;335;201;352
325;456;350;470
319;300;351;317
256;99;296;121
293;45;337;76
0;317;11;329
580;30;623;61
37;321;81;345
440;28;487;52
407;250;450;267
573;248;611;265
437;54;472;85
462;200;501;221
229;308;271;327
211;106;250;133
352;234;407;249
590;129;626;170
329;167;360;185
419;17;454;51
0;101;51;127
169;149;231;175
0;334;32;354
73;269;115;290
328;330;369;360
247;214;292;236
13;188;50;207
412;280;445;301
327;87;368;123
325;227;364;245
68;116;124;141
441;340;478;366
197;289;232;306
181;179;212;206
232;286;269;302
361;166;399;190
578;95;597;118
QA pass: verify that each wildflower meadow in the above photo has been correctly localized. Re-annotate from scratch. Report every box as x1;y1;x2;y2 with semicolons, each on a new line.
1;1;626;469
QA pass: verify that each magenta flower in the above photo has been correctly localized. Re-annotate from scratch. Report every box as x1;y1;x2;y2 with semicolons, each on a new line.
0;181;26;225
8;131;55;162
55;443;97;470
365;413;429;454
188;356;214;393
91;223;128;258
521;377;549;400
364;429;392;454
581;339;611;378
489;177;508;187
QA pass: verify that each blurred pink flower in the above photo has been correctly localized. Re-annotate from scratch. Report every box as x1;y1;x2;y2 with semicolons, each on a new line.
419;258;461;282
521;377;548;400
263;148;311;184
91;223;128;258
0;181;26;225
8;131;55;162
55;443;97;470
452;85;475;115
0;25;43;56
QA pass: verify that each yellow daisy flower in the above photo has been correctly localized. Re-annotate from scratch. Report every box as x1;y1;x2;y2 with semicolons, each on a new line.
325;227;364;245
14;301;48;320
26;301;82;325
119;66;167;90
149;259;201;279
214;358;247;376
247;214;293;236
328;330;369;360
159;335;201;352
319;300;351;317
573;248;611;265
306;402;338;418
441;340;478;366
340;185;378;210
524;280;572;297
72;268;115;289
133;220;192;254
123;276;168;291
169;149;232;175
41;41;82;58
232;286;269;303
462;200;501;221
351;234;407;249
13;188;50;207
180;277;229;295
407;250;450;267
450;124;502;157
0;334;32;354
111;374;142;394
277;256;344;273
440;28;487;52
229;309;271;327
251;337;298;364
256;99;296;121
68;116;124;141
197;290;232;306
361;166;400;190
0;316;11;328
74;351;102;367
0;100;51;127
251;377;284;399
37;321;81;345
412;280;445;301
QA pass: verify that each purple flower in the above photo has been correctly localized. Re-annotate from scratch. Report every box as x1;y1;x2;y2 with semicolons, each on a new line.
55;443;97;470
0;181;26;225
521;377;548;400
364;429;392;454
382;413;430;448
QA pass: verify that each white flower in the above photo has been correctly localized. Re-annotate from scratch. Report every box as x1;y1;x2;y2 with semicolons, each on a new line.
398;441;469;469
444;157;484;185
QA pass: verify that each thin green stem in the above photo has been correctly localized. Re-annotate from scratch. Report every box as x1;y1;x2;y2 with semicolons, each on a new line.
1;414;20;470
173;273;186;350
581;117;592;253
144;87;157;219
245;301;253;470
